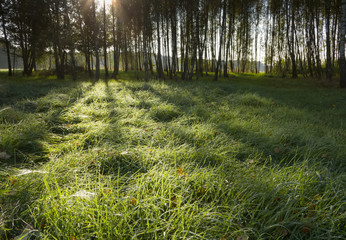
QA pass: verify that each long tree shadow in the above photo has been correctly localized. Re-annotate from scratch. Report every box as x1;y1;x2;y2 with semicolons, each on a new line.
0;79;97;167
0;79;101;238
0;77;344;239
220;76;346;129
90;79;147;177
118;79;345;172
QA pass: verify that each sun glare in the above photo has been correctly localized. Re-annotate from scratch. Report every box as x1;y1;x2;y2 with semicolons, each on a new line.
95;0;114;7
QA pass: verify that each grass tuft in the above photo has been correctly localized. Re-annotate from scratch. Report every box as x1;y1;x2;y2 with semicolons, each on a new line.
0;72;345;239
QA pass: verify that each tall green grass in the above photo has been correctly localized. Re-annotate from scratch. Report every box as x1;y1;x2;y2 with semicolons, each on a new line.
0;72;345;239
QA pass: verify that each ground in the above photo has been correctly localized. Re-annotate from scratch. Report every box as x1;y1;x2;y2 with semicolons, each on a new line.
0;72;345;239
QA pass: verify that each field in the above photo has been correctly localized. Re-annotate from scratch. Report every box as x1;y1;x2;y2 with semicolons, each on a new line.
0;72;345;239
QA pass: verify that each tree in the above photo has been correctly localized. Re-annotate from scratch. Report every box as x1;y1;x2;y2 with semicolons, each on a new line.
286;0;297;78
92;0;100;80
155;0;165;80
1;0;342;83
170;0;178;79
214;0;226;81
0;1;12;76
340;0;346;88
8;0;50;76
103;0;109;78
325;0;332;81
65;0;77;81
51;0;65;79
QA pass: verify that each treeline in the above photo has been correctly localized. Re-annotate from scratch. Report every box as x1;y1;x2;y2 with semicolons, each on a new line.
0;0;345;87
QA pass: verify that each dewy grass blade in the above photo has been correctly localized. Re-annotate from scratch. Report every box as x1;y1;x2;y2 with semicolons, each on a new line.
0;75;345;239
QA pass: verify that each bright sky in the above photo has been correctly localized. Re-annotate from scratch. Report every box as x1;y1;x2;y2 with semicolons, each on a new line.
95;0;113;7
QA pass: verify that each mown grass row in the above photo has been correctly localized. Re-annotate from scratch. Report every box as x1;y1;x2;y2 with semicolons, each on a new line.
0;72;345;239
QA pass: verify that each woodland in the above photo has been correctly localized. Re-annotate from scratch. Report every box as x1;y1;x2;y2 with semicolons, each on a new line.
0;0;346;239
0;0;346;86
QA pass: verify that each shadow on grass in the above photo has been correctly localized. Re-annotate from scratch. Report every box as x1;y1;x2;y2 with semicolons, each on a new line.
97;79;148;176
118;79;345;171
0;74;345;239
0;79;97;167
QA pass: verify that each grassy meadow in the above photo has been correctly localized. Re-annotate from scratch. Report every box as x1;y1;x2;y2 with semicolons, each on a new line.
0;72;345;239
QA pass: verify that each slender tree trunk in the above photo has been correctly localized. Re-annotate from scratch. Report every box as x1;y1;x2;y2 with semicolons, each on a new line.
286;0;297;78
340;0;346;88
129;34;134;71
270;12;276;73
52;0;64;79
165;14;171;79
265;6;269;73
230;9;235;72
92;0;100;80
211;17;215;72
103;0;108;78
277;8;283;77
325;0;332;81
205;44;209;75
87;38;93;77
12;48;16;74
214;0;226;81
224;3;232;77
0;4;12;76
138;34;142;71
64;0;76;81
124;33;129;72
315;9;322;78
254;5;259;74
115;14;121;76
135;36;139;80
76;2;89;75
143;35;149;81
162;16;169;74
171;5;177;78
142;2;149;82
156;2;165;80
331;16;338;67
183;7;190;80
180;16;185;74
198;4;208;78
111;0;117;78
189;7;199;81
149;36;154;75
241;10;249;73
306;10;314;77
290;2;297;78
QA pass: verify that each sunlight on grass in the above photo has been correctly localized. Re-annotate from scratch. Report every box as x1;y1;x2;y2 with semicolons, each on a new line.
0;75;345;239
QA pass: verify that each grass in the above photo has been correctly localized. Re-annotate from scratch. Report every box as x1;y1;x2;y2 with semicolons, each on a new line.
0;71;345;239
